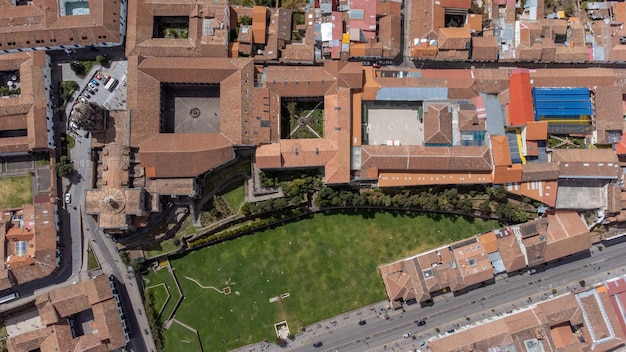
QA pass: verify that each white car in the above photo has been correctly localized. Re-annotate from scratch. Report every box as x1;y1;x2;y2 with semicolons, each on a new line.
64;193;71;204
403;333;412;338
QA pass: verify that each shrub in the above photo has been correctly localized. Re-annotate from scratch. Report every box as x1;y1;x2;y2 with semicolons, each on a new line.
579;280;586;287
95;55;111;67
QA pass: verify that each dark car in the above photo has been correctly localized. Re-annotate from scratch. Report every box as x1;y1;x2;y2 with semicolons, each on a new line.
417;320;426;326
86;88;96;95
313;342;323;348
358;320;367;326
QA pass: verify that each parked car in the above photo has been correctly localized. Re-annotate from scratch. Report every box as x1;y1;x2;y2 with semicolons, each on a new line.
86;88;96;95
79;97;88;103
416;320;426;326
87;83;98;91
358;320;367;326
313;342;323;348
90;79;100;86
94;73;103;80
64;193;71;204
82;92;91;99
403;333;412;338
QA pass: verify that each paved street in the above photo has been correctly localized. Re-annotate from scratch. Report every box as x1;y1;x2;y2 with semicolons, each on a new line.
232;241;626;352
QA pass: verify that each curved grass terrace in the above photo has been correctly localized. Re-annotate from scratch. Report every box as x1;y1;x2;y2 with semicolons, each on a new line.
148;211;501;351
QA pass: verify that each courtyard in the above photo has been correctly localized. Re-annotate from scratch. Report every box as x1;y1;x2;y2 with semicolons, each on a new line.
364;101;423;146
160;85;221;134
145;211;500;351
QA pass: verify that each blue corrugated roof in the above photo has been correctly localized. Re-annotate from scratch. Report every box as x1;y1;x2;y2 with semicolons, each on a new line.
506;131;522;164
532;87;592;120
376;87;448;101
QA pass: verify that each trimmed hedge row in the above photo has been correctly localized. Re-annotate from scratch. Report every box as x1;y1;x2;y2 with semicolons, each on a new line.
188;207;308;249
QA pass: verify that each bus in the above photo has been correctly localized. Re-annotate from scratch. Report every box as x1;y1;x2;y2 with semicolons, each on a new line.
104;77;119;92
0;292;19;304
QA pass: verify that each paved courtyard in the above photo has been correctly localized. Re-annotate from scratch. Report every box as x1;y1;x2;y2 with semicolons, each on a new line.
366;107;423;146
161;85;221;133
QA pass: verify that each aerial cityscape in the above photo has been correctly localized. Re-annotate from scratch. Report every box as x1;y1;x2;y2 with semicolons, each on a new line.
1;0;626;351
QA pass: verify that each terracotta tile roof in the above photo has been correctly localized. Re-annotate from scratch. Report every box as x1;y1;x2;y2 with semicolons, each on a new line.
251;6;267;44
458;107;485;131
10;275;127;352
494;227;526;272
595;86;624;135
507;70;535;126
521;162;560;181
126;0;229;57
508;179;558;206
379;257;430;304
471;68;511;95
378;170;493;186
552;149;620;179
255;143;282;168
138;134;234;178
410;42;438;58
452;239;495;287
408;0;438;43
437;27;471;50
255;63;353;184
529;68;616;88
490;136;512;166
361;145;493;172
128;56;259;176
5;204;57;286
0;0;122;53
431;287;626;352
0;52;49;153
543;210;591;262
471;36;499;61
145;178;196;197
424;102;452;145
524;121;548;140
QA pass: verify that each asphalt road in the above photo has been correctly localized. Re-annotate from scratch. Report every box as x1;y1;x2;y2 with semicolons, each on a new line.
289;242;626;352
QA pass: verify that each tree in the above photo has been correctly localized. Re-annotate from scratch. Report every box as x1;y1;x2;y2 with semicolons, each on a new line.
239;15;252;26
70;60;86;77
479;199;491;215
55;155;74;177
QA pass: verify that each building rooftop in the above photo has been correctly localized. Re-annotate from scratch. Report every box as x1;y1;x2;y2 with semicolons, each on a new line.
126;0;229;58
429;289;626;352
8;275;127;352
0;0;124;54
0;51;51;153
552;149;620;179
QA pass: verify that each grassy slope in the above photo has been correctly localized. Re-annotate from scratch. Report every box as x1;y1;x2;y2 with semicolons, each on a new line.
160;212;499;351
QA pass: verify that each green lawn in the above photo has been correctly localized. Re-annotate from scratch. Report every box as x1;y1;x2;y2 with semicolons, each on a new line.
154;211;499;351
144;267;181;325
146;283;170;317
0;176;32;208
163;321;200;352
87;244;100;270
221;182;245;214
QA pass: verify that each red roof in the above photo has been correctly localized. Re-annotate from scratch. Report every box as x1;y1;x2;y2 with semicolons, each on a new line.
508;71;534;126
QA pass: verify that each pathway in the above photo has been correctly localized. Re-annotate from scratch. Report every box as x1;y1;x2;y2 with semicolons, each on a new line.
184;276;225;294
